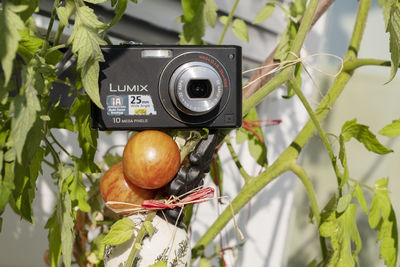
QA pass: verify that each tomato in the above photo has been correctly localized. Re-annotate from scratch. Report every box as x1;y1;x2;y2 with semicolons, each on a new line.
122;130;181;189
100;162;157;214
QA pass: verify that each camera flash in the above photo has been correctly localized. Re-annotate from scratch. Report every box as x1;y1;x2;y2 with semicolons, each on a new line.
141;49;172;58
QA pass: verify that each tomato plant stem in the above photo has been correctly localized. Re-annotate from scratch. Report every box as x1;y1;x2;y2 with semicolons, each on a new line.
193;0;373;259
225;137;253;183
125;211;156;267
217;0;240;45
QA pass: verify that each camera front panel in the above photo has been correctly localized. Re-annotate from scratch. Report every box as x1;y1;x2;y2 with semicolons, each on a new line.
91;45;242;130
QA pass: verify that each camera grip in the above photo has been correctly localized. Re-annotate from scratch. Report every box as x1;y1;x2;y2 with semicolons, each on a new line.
158;130;219;227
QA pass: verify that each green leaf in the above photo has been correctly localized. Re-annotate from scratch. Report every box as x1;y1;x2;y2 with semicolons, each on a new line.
290;0;307;20
148;261;168;267
143;221;154;237
109;0;127;27
274;20;298;61
353;184;368;215
82;60;104;109
0;159;15;214
68;5;107;108
368;178;398;267
319;204;361;267
17;29;44;63
232;18;249;42
179;0;206;44
199;258;213;267
204;0;218;27
45;212;62;267
47;104;74;131
70;95;100;173
379;119;400;137
253;3;275;24
103;217;136;245
337;193;352;213
0;3;26;86
341;119;393;155
104;153;122;168
238;108;268;166
69;168;90;212
56;6;69;27
386;3;400;82
12;0;39;21
219;15;228;25
181;0;202;22
60;191;74;267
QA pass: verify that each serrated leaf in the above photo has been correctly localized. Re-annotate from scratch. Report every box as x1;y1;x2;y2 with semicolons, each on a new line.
69;5;106;108
219;15;228;25
341;119;393;155
319;204;361;267
45;212;62;267
17;29;44;63
386;4;400;83
56;6;69;27
103;217;136;245
143;221;154;237
253;3;275;24
232;18;249;42
353;184;368;214
204;0;218;27
379;119;400;137
69;169;90;212
109;0;127;27
368;177;398;267
60;192;74;267
369;178;391;228
82;60;104;109
0;3;26;86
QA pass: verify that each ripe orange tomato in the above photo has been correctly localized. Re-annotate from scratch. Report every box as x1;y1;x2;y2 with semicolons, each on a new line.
122;130;181;189
100;162;156;214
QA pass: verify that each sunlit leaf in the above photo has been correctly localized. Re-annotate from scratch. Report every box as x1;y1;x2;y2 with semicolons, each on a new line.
232;18;249;42
204;0;218;27
341;119;393;155
253;3;275;24
103;217;136;245
379;119;400;137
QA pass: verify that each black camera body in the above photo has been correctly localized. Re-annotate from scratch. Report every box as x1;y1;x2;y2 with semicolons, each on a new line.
91;45;242;130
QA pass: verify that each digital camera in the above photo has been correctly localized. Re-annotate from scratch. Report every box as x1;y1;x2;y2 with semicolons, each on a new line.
91;45;242;130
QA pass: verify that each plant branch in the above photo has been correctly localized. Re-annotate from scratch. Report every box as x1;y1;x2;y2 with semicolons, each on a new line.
125;211;156;267
193;0;373;258
225;137;253;183
343;58;391;72
288;78;342;192
289;163;327;258
243;0;335;100
45;0;60;42
217;0;240;45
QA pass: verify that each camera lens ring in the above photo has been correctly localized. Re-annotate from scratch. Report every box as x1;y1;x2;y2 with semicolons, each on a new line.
158;51;231;125
169;61;223;116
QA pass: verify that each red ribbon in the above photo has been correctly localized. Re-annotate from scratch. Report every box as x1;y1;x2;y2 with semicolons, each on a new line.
141;187;215;210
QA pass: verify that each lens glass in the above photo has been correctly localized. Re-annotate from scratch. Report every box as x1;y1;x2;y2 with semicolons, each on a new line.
187;79;212;98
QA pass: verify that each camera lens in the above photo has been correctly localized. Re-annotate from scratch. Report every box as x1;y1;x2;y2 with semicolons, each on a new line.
169;61;224;116
187;80;212;98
